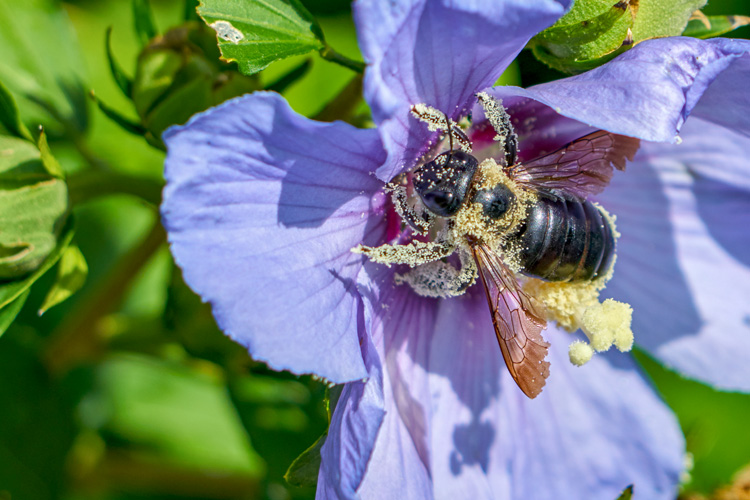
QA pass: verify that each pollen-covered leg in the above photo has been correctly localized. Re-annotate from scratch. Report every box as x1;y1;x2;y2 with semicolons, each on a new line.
352;240;455;268
410;103;472;152
394;249;477;298
475;92;518;165
389;182;435;235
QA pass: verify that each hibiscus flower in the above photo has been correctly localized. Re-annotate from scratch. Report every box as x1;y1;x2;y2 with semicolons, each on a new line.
161;1;750;498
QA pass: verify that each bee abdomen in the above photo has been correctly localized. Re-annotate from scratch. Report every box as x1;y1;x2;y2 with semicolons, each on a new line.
515;197;615;282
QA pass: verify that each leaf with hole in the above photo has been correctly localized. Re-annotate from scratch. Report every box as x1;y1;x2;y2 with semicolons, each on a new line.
197;0;325;75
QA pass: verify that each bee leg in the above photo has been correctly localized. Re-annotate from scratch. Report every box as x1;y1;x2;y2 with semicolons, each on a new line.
475;92;518;166
410;103;472;153
389;182;434;235
394;248;477;298
352;240;455;268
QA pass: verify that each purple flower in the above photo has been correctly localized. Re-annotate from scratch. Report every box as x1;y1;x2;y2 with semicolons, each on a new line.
161;1;750;498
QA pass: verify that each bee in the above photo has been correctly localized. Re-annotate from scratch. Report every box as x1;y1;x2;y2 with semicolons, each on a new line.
355;93;639;398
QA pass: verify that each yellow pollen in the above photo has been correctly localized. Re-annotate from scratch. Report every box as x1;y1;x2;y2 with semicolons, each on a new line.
581;299;634;353
568;340;594;366
523;278;603;332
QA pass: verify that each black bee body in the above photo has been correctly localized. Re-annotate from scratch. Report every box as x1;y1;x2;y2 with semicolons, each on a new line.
514;196;615;283
413;151;616;284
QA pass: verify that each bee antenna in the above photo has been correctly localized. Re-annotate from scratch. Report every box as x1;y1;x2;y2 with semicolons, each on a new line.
444;112;454;152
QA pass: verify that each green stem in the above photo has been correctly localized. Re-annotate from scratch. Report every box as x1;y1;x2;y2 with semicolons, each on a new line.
319;45;366;74
67;170;164;206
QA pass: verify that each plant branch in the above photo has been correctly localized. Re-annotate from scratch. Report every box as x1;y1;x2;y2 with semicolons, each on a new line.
319;45;365;74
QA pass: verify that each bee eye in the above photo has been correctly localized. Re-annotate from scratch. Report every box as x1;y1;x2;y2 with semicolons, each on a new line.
413;151;478;217
473;183;515;219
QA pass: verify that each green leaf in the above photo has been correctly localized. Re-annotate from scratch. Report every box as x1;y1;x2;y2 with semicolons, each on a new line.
85;354;264;475
0;335;78;499
132;0;159;46
533;1;631;48
197;0;325;75
531;0;708;73
37;128;64;178
38;244;88;315
131;23;260;143
0;136;69;280
0;80;32;141
0;217;73;310
90;91;148;137
105;27;134;98
284;432;325;487
530;0;634;73
0;0;87;134
615;485;633;500
630;0;708;40
0;289;29;338
683;13;750;38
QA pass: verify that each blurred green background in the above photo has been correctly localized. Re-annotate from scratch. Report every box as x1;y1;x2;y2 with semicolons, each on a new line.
0;1;748;499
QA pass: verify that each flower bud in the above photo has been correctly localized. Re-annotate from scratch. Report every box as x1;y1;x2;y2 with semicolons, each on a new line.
132;22;260;144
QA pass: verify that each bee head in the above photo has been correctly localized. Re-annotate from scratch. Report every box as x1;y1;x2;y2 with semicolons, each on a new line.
413;151;479;217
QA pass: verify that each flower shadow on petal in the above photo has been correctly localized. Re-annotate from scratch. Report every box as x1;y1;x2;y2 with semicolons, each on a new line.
270;118;385;231
599;151;702;350
450;417;494;475
694;175;750;268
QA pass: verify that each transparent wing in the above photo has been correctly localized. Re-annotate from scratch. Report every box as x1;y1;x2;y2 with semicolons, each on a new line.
509;131;640;199
471;243;550;398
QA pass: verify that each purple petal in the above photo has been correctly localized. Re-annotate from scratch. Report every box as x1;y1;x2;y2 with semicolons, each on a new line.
162;92;387;383
317;334;386;500
471;94;593;162
598;116;750;392
353;0;572;181
490;37;750;143
424;292;683;500
318;265;438;499
336;278;683;498
691;38;750;138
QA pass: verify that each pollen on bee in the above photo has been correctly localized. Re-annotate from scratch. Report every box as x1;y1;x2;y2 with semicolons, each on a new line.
352;240;453;268
452;158;534;257
568;340;594;366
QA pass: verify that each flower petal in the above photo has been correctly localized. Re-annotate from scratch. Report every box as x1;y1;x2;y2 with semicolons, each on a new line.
691;38;750;138
318;265;438;499
345;279;683;499
162;92;387;383
470;93;593;162
598;116;750;392
317;333;386;500
353;0;572;181
425;292;684;500
490;37;750;143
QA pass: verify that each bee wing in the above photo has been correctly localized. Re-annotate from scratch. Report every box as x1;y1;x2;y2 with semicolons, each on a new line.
509;131;640;199
471;243;550;398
